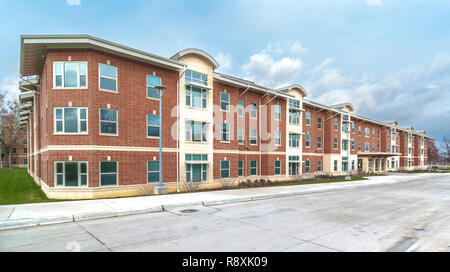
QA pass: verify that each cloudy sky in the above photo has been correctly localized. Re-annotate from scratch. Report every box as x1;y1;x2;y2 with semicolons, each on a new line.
1;0;449;148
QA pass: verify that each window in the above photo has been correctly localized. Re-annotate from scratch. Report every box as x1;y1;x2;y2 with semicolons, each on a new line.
305;160;310;173
342;140;348;151
185;154;207;182
378;130;380;139
305;112;310;125
53;61;87;89
54;107;88;134
334;118;338;130
305;133;310;147
365;128;370;137
12;148;17;154
24;148;27;154
147;114;160;137
185;70;207;86
317;160;322;171
147;75;161;99
185;121;207;142
250;129;257;145
334;160;338;171
365;142;369;152
99;63;117;92
334;137;338;149
12;158;17;164
250;103;257;119
100;109;118;135
221;124;229;142
250;160;257;175
221;160;230;178
358;126;361;136
377;144;380;152
372;143;375;152
318;118;322;129
274;160;281;175
274;104;281;121
359;141;361;151
238;100;244;117
23;138;27;144
238;160;243;176
24;158;28;164
289;99;300;125
317;137;322;148
238;128;244;144
147;161;160;182
55;161;88;187
352;140;355;150
220;92;230;111
186;86;207;109
372;128;375;138
275;130;281;145
100;161;117;186
289;133;299;148
352;122;355;133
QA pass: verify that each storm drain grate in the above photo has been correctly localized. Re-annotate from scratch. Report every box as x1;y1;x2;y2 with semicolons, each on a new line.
180;209;199;213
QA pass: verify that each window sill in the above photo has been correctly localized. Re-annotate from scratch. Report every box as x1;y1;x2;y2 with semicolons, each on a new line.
53;87;88;90
100;133;119;137
99;89;118;94
53;132;89;135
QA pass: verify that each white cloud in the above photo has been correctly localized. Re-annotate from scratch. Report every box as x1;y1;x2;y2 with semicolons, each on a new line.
66;0;81;6
215;52;232;71
290;42;307;54
366;0;381;6
242;53;302;88
0;74;20;103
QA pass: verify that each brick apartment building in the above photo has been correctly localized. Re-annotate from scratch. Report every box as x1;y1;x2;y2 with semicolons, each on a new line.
18;35;434;199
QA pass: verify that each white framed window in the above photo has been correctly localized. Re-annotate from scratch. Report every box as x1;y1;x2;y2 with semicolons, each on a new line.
147;75;161;99
99;63;118;92
186;85;207;109
238;100;244;117
147;114;160;137
100;161;118;186
220;92;230;111
289;133;300;148
352;140;355;150
274;104;281;121
55;161;88;187
238;128;244;145
334;137;338;149
221;123;229;142
274;160;281;175
238;160;244;176
250;103;257;119
318;118;322;129
289;99;300;125
317;160;322;171
147;161;160;182
305;160;310;173
305;133;310;148
185;70;208;86
185;154;208;182
334;118;338;130
317;137;322;149
53;61;87;89
220;160;230;178
250;160;257;175
185;120;207;142
99;108;118;135
334;160;338;171
250;129;257;145
305;112;311;126
275;129;281;146
54;107;88;134
365;142;369;152
365;128;370;137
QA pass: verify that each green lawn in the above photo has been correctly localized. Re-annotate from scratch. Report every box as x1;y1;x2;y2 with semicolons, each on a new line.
0;168;57;205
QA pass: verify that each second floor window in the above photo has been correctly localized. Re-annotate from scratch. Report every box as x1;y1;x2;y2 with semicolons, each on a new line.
275;130;281;145
100;109;118;135
54;107;87;134
185;121;207;142
54;61;87;89
250;129;257;145
305;133;310;147
99;63;117;92
238;128;244;144
221;124;229;142
334;137;338;149
318;118;322;129
186;86;207;109
289;133;299;148
317;137;322;148
274;104;281;121
238;100;244;117
250;103;257;119
334;118;338;130
147;114;160;137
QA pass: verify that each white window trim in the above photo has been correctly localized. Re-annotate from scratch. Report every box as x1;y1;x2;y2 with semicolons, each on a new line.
54;161;89;187
99;161;119;187
99;108;118;136
221;123;230;143
220;92;230;112
98;63;118;93
220;160;230;178
53;107;88;135
275;130;281;146
249;160;258;176
274;160;281;175
185;120;208;143
238;128;244;145
305;112;311;126
305;133;310;148
53;61;88;90
238;100;244;117
147;160;160;183
185;85;208;110
274;105;281;121
146;74;162;100
249;103;258;120
249;128;257;145
147;114;161;139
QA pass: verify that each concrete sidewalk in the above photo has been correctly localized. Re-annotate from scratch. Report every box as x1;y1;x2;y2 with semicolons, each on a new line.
0;173;447;231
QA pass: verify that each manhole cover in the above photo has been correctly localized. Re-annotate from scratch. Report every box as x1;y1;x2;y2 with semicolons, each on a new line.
180;209;199;213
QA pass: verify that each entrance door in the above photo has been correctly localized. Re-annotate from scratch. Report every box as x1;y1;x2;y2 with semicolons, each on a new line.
192;164;202;182
289;163;299;175
357;159;363;170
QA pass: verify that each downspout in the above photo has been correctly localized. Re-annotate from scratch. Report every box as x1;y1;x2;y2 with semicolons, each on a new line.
176;66;188;193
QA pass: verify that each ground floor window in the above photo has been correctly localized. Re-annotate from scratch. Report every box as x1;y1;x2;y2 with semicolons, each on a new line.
317;160;322;171
24;158;28;164
186;154;208;182
305;160;310;173
381;159;385;171
238;160;243;176
274;160;281;175
342;157;347;172
250;160;257;175
147;161;160;182
334;160;338;171
375;159;379;171
368;159;373;172
289;156;300;175
100;161;117;186
220;160;230;178
55;161;88;187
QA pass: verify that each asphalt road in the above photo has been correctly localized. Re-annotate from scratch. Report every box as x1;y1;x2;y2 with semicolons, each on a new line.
1;174;450;252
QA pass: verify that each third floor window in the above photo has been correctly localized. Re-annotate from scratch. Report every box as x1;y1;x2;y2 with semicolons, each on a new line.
99;63;117;92
54;61;87;89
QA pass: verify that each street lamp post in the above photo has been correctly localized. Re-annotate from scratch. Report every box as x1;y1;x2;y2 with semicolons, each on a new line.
154;85;167;195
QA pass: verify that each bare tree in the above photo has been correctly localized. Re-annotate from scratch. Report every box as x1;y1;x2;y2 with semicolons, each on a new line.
427;139;440;165
443;136;450;163
0;92;25;168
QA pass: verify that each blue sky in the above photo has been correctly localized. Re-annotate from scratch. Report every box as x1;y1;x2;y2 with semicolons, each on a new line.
1;0;449;149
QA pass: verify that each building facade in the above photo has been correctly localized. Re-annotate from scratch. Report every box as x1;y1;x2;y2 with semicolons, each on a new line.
19;35;433;199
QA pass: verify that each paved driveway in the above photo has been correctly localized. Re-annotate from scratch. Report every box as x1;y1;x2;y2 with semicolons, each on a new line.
1;174;450;252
